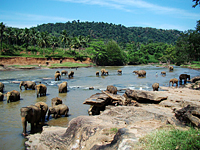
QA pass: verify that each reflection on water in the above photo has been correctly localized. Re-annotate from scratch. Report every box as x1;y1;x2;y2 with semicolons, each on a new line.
0;65;199;150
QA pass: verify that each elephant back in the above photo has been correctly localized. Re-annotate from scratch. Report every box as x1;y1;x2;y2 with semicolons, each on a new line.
51;97;63;107
55;104;69;115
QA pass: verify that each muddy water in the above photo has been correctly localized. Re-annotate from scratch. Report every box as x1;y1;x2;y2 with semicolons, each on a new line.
0;65;199;150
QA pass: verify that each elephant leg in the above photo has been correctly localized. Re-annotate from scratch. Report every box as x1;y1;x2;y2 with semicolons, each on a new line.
21;117;28;136
30;123;35;133
64;111;68;117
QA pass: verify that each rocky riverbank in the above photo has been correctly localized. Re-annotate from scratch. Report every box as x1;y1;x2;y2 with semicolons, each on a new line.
25;85;200;150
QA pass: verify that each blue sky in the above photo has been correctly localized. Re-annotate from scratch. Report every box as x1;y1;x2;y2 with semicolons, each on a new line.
1;0;200;31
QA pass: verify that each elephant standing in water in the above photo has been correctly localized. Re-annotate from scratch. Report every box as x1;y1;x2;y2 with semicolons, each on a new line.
169;66;174;71
101;69;108;76
68;71;74;78
96;71;99;76
106;85;117;94
161;71;166;76
58;82;68;93
36;84;47;97
19;81;36;90
169;78;178;87
35;102;48;124
55;72;61;81
47;104;69;120
0;92;4;101
0;82;4;93
137;70;146;77
152;83;159;91
118;69;122;74
179;74;190;84
51;97;63;107
61;70;68;76
20;105;41;136
6;90;20;103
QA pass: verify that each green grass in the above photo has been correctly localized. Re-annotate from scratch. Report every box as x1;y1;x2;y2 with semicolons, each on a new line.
49;62;91;68
136;126;200;150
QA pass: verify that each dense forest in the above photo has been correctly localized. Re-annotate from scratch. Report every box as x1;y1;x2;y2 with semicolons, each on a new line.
34;21;181;45
0;20;200;66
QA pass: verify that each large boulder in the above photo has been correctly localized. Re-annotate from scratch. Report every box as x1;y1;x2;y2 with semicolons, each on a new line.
124;89;168;103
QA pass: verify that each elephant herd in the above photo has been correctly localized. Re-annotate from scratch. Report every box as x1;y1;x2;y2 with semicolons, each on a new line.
0;70;71;136
55;70;74;81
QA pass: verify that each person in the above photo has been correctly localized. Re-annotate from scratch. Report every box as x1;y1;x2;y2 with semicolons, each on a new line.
156;72;158;77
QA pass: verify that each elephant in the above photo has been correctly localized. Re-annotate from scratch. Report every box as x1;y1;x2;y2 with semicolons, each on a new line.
68;71;74;78
0;82;4;93
152;83;159;91
51;97;63;107
35;102;48;124
55;72;61;81
169;66;174;71
55;71;60;73
137;70;146;77
61;70;68;76
47;104;69;120
133;70;139;74
179;74;190;84
36;84;47;97
106;85;117;94
118;69;122;74
20;105;41;136
19;81;36;90
58;81;68;93
96;71;99;76
169;78;178;87
0;92;4;101
161;71;166;76
101;69;109;76
6;90;20;103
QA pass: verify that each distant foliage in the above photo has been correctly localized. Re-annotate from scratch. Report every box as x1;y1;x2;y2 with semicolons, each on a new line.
33;21;181;45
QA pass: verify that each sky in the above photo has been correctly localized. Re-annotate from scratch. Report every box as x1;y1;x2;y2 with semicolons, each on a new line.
1;0;200;31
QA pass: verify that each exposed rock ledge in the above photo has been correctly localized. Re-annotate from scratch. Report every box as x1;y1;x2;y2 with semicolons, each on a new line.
25;87;200;150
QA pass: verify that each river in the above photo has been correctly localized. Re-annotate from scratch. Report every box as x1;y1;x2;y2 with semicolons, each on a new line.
0;65;199;150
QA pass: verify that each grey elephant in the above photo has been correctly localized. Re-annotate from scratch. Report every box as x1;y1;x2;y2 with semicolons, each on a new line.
179;74;190;84
169;66;174;71
161;71;166;76
47;104;69;120
58;81;68;93
20;105;41;136
118;69;122;74
152;83;159;91
61;70;68;76
96;71;99;76
169;78;178;87
35;102;48;124
55;72;61;81
106;85;117;94
137;70;146;77
68;71;74;78
101;69;108;76
36;84;47;97
6;90;20;103
0;92;4;101
19;81;36;90
0;82;4;93
51;97;63;107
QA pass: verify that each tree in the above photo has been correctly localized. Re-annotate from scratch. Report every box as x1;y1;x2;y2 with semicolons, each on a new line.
61;30;68;51
22;28;30;53
192;0;200;7
0;22;6;53
38;31;49;55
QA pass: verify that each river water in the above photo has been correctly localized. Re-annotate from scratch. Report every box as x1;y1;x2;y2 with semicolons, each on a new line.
0;65;199;150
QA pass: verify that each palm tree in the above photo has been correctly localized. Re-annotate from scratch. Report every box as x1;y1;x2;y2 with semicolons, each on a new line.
30;28;38;48
61;30;68;52
50;36;58;55
38;31;49;55
22;28;30;53
13;28;22;46
0;22;6;53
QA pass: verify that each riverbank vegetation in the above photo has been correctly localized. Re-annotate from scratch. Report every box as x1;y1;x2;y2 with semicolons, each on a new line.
136;126;200;150
0;20;199;67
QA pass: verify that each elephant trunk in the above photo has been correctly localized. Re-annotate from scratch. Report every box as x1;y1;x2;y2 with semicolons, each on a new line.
19;83;22;90
7;94;10;103
21;117;27;136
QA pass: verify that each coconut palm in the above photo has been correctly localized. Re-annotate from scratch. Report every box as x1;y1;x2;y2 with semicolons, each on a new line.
61;30;68;51
0;22;6;53
22;28;30;53
50;36;58;55
38;31;50;55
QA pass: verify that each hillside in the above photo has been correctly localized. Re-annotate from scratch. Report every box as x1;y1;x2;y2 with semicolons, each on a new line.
32;21;182;44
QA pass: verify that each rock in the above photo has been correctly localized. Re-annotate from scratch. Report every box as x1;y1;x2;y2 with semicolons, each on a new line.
25;105;182;150
124;89;168;103
191;76;200;83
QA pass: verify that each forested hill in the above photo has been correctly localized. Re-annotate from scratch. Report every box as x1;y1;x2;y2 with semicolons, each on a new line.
33;21;182;44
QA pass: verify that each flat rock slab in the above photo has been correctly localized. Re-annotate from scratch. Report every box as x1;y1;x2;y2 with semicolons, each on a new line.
83;93;109;107
125;89;168;102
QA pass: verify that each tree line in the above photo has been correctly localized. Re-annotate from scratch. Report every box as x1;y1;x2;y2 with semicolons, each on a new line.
0;20;199;66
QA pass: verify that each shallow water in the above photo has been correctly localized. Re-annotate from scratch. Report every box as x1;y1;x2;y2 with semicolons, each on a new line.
0;65;199;150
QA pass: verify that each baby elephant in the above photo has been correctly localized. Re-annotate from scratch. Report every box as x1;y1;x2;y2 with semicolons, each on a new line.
152;83;159;91
6;90;20;103
68;71;74;78
51;97;63;107
55;72;61;81
47;104;69;120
